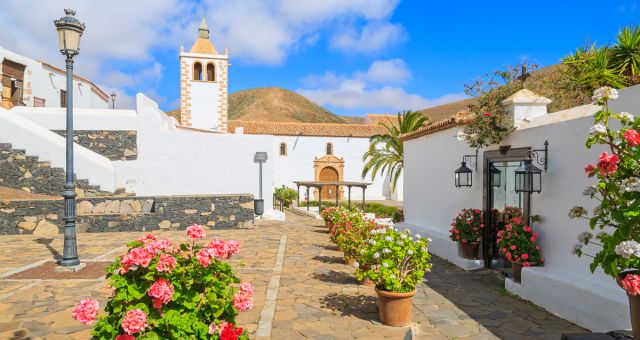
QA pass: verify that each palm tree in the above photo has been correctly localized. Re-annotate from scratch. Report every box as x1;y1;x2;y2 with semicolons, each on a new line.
612;25;640;84
361;110;429;192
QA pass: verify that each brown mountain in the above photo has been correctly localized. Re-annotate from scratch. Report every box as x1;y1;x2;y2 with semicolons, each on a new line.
228;87;347;123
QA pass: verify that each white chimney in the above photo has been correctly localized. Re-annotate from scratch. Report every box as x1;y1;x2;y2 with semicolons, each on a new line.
235;127;244;134
501;89;552;127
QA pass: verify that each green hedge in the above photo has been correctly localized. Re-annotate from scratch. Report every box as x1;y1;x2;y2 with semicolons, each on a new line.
300;200;400;220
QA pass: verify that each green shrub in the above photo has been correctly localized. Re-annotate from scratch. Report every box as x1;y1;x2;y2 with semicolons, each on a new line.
300;200;399;218
274;187;297;207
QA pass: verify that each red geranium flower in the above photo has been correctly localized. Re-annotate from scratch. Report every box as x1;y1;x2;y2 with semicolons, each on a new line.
596;152;620;176
624;129;640;147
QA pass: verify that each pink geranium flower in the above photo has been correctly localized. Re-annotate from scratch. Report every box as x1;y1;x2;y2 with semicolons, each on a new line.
233;283;254;311
121;309;148;335
186;224;206;240
145;239;174;254
584;164;596;177
208;239;230;259
196;248;213;267
115;335;135;340
156;253;177;272
597;152;620;176
136;234;158;243
624;129;640;147
71;299;99;325
209;320;229;335
148;278;174;308
622;274;640;296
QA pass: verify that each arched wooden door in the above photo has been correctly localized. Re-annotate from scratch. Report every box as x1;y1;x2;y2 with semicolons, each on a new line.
319;166;339;200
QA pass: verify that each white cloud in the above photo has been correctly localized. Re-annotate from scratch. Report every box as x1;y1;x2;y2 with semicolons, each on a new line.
298;59;468;113
331;22;406;53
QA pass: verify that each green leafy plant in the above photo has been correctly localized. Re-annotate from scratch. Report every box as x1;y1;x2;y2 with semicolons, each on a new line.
274;186;297;207
612;26;640;84
355;227;432;293
335;217;382;262
496;216;543;267
302;201;399;218
329;208;364;244
570;87;640;281
71;225;252;339
448;208;484;244
362;110;429;191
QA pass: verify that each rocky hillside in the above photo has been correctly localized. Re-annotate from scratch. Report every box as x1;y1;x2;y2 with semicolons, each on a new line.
229;87;347;123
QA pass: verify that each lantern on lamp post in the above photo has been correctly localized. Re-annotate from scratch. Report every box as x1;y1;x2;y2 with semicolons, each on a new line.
110;91;117;109
54;9;85;267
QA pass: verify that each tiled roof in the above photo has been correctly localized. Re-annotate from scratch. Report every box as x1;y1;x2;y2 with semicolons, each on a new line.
190;38;218;55
399;112;473;142
228;120;387;138
39;61;109;101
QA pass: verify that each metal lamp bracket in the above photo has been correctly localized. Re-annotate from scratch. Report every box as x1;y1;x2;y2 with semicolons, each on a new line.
528;140;549;172
462;149;479;172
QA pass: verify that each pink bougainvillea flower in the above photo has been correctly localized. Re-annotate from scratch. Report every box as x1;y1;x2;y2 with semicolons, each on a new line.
156;253;177;272
186;224;206;240
71;299;99;325
121;309;148;335
624;129;640;147
148;278;174;307
233;283;254;311
596;152;620;176
115;335;135;340
584;164;596;177
622;274;640;296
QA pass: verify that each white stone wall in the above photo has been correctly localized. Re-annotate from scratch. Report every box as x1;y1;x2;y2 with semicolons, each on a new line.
0;46;108;109
268;135;402;201
10;106;137;130
401;85;640;331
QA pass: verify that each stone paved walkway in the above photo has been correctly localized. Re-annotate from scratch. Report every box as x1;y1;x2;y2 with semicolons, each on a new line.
0;212;587;339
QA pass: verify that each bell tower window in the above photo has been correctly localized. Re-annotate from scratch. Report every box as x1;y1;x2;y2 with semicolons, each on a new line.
193;62;202;80
326;143;333;155
207;63;215;82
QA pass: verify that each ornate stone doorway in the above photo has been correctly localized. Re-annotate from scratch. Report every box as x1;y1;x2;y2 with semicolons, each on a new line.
313;155;344;200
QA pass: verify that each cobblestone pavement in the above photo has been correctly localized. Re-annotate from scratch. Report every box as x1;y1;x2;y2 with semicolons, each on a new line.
0;212;586;339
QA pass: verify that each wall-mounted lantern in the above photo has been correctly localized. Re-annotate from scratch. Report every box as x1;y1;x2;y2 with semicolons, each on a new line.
454;149;478;188
490;165;502;188
514;141;548;194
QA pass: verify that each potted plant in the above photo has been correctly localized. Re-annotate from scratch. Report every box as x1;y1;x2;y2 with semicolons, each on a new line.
71;225;252;339
355;227;432;326
335;217;384;285
496;216;543;283
570;87;640;338
449;208;484;259
329;208;363;252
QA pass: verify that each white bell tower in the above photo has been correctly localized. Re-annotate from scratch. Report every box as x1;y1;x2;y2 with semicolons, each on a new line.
179;16;229;132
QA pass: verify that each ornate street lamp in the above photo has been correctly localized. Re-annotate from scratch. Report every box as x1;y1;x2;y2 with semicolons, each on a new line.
490;165;502;188
514;141;549;194
110;91;116;109
54;9;85;267
454;149;478;188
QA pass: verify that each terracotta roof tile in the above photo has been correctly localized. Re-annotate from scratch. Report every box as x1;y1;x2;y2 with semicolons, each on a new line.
399;112;473;142
228;120;386;138
190;38;218;55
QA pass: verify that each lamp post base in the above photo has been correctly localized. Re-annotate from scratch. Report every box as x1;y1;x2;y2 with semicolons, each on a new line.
55;261;84;272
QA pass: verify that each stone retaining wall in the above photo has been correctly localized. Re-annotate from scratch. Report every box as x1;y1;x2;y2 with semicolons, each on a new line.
0;194;254;235
52;130;137;161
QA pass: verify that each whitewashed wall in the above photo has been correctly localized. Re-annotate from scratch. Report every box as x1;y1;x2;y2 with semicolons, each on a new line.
115;94;280;219
265;135;402;201
1;46;108;109
10;106;136;130
402;86;640;331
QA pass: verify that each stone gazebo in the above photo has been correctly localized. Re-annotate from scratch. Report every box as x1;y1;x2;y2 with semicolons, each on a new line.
293;180;371;213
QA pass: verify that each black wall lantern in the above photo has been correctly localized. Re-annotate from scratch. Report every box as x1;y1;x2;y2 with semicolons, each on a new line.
514;141;548;194
454;149;478;188
490;165;502;188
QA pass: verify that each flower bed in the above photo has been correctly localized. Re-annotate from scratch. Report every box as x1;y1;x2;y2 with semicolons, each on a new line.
71;224;252;339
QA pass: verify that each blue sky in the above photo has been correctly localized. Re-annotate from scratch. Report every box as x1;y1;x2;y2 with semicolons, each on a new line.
0;1;638;115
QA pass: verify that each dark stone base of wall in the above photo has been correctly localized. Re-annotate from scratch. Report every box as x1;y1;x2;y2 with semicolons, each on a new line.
52;130;137;161
0;194;254;235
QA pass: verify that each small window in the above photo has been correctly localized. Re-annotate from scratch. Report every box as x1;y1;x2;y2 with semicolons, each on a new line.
326;143;333;155
279;143;287;156
206;63;215;82
193;62;203;80
60;90;67;107
33;97;45;107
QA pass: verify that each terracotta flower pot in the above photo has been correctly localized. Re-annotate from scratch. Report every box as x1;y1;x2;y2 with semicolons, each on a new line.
336;245;342;252
459;242;480;259
511;262;523;283
616;273;640;340
375;288;416;327
345;256;355;265
327;221;335;234
359;277;375;287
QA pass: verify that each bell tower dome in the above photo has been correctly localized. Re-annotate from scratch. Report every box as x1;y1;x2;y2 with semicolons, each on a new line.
179;16;229;132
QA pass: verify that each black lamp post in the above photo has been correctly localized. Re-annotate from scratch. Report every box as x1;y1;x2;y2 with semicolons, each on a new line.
110;91;116;109
490;165;502;188
54;9;85;267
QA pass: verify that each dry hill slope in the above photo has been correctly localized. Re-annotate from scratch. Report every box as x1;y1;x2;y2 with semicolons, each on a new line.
228;87;347;123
